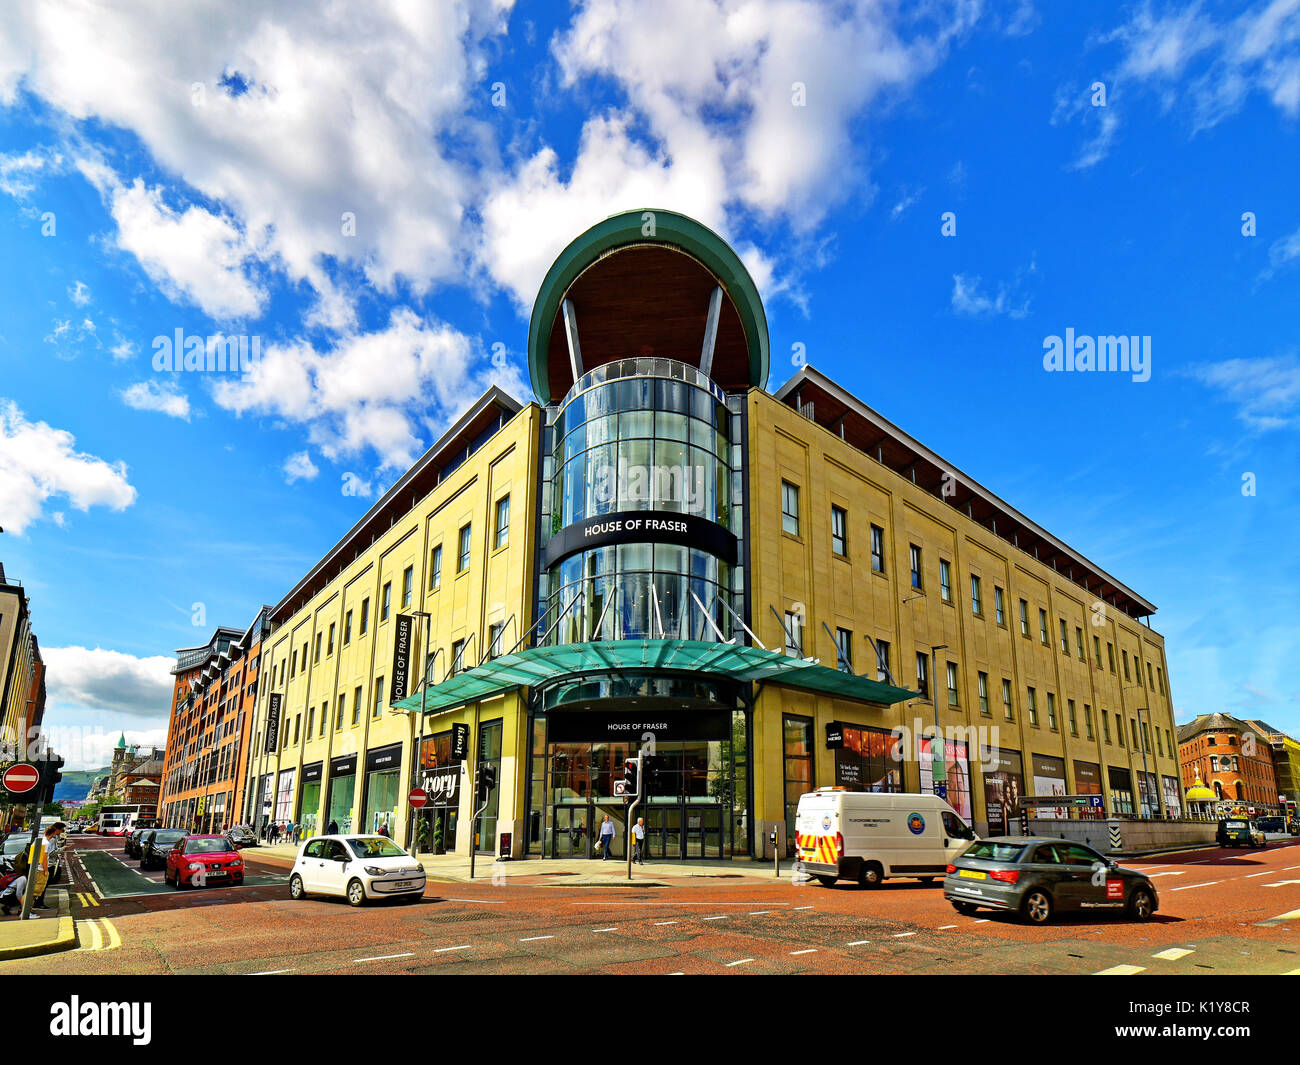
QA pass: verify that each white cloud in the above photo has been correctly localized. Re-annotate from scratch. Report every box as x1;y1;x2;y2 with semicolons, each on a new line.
211;309;527;470
0;401;137;533
0;147;59;198
41;724;170;773
42;646;176;719
950;274;1030;319
283;450;319;483
120;379;192;420
68;280;91;305
0;2;513;320
1183;354;1300;431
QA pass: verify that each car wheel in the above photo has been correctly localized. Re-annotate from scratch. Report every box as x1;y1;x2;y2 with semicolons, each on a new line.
289;874;305;900
952;901;978;916
346;878;367;907
814;874;837;887
174;871;187;890
1128;887;1155;921
857;862;884;889
1020;889;1053;925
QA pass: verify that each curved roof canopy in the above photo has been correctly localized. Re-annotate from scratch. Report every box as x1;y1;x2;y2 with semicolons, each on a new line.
527;209;770;403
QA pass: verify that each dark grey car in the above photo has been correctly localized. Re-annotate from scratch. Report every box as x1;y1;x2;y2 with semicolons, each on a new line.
140;829;187;870
943;837;1158;925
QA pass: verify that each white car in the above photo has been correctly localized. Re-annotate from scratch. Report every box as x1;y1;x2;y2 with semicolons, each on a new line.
288;835;426;906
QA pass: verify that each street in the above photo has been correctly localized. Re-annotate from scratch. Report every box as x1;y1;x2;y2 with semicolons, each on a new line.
7;834;1299;976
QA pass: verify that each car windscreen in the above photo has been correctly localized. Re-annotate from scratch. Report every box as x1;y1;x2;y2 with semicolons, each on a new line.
345;837;407;859
1225;821;1247;829
185;838;235;854
153;831;186;844
961;841;1026;863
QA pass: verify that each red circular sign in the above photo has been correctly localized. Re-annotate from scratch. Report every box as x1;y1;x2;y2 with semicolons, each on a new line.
2;763;40;794
408;788;428;809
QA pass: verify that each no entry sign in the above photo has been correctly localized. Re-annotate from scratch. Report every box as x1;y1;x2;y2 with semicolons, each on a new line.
2;763;41;795
408;788;428;809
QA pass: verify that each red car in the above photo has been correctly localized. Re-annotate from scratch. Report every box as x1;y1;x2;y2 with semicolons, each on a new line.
164;834;245;889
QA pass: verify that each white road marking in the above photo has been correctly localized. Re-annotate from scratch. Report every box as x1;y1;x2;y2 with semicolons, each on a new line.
893;932;916;938
847;939;871;946
1152;948;1193;961
1245;871;1273;878
444;898;506;904
748;910;772;915
790;949;817;955
1170;881;1222;891
1145;871;1186;878
974;919;989;924
1264;880;1300;888
354;953;414;963
519;935;554;942
937;924;958;930
432;944;472;953
592;927;618;932
794;905;814;910
1095;964;1146;975
654;921;678;926
570;901;791;906
250;969;297;975
725;958;754;967
702;915;728;921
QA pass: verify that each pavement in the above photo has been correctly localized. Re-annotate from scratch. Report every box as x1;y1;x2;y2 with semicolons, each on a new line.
0;887;76;960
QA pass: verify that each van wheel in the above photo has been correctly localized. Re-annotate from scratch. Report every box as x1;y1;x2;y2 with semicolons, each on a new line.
814;875;836;887
1128;887;1155;921
1020;889;1053;925
857;862;883;889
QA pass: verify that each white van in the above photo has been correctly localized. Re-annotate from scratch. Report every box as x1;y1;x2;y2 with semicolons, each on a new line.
794;788;978;887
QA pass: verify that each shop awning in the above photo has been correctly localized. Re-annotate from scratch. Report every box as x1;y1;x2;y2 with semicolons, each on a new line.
389;638;918;716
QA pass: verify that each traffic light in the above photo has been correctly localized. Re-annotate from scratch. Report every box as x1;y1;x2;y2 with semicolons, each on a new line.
622;756;640;798
476;763;496;803
42;754;63;798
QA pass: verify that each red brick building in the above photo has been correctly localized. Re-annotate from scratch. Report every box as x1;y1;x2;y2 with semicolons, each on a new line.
1177;713;1280;811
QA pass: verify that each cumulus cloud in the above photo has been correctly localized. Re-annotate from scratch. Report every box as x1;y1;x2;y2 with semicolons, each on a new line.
0;401;137;533
283;450;319;483
42;646;175;719
1183;354;1300;431
68;280;91;305
210;309;527;470
119;379;192;420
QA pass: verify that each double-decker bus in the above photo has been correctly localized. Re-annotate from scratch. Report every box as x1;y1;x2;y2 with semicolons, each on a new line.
96;804;152;836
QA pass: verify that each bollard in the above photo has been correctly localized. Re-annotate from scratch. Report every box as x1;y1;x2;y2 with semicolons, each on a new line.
770;828;779;878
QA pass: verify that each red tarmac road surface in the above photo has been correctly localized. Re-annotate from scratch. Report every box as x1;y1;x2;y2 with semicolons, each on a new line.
8;835;1299;975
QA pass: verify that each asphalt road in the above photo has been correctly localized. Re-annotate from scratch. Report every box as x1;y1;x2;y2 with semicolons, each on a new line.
8;834;1300;975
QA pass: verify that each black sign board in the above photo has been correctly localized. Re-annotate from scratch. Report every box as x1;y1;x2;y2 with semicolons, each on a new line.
825;722;844;749
389;613;414;704
264;693;282;754
330;752;358;777
302;761;323;783
451;722;470;761
421;765;461;806
547;710;730;743
366;742;403;773
543;510;738;568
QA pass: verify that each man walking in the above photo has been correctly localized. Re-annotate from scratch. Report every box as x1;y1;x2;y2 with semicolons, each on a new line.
598;814;616;861
631;817;646;864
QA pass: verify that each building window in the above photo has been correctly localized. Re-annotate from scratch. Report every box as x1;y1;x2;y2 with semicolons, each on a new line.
1122;649;1130;680
458;524;472;573
1027;687;1038;726
327;622;335;655
977;671;990;715
494;495;511;550
1002;678;1013;720
313;634;322;664
1038;608;1049;644
373;682;384;719
1106;642;1116;673
451;638;467;674
1147;662;1155;688
293;714;301;745
783;611;804;658
291;649;298;678
994;586;1005;625
870;524;884;572
1059;619;1068;653
487;622;504;659
1093;635;1102;667
915;652;929;699
1155;728;1163;757
910;544;923;589
344;610;353;645
1019;599;1029;637
1047;692;1057;730
970;575;982;616
429;545;442;590
782;715;814;848
1165;728;1172;754
1075;626;1084;659
307;706;316;737
1116;713;1125;747
939;560;953;603
1131;719;1140;749
1083;703;1093;739
831;505;847;557
381;582;392;621
1102;709;1110;743
781;481;800;536
402;566;414;608
1157;667;1165;695
946;661;959;707
360;598;370;635
352;687;362;726
875;640;891;683
834;627;853;673
336;695;345;731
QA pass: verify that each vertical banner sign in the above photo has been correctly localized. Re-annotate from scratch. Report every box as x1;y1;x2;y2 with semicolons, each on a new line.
452;722;470;761
264;693;282;754
390;613;414;704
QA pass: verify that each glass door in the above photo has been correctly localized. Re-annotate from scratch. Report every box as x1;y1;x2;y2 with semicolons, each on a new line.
552;805;590;858
685;806;723;859
645;805;682;860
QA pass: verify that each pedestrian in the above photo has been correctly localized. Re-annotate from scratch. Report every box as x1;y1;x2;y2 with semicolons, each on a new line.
631;816;646;864
327;819;338;835
598;814;616;861
377;821;390;838
38;823;67;902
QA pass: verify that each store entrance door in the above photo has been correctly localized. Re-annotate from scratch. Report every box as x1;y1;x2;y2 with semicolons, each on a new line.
551;805;589;858
684;806;723;859
645;805;682;860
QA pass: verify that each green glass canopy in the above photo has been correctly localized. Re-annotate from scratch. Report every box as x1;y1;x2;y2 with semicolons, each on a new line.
390;639;918;716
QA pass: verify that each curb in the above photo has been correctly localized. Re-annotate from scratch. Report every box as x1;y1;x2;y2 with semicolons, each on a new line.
0;891;78;961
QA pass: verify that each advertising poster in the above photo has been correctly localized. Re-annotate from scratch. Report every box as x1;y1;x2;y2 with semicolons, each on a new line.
1031;753;1068;819
1073;760;1104;819
919;736;972;821
832;723;902;792
982;748;1024;835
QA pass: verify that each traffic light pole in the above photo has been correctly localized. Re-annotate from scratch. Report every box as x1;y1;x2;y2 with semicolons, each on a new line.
624;755;641;881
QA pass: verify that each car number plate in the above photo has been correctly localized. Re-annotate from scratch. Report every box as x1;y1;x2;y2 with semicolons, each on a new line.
959;869;986;879
207;869;227;876
389;880;414;889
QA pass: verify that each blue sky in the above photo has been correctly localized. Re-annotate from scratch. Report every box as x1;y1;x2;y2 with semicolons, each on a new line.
1;1;1298;768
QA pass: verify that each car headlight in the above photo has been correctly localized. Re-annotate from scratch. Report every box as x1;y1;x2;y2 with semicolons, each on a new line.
188;863;203;872
364;865;385;876
416;863;425;873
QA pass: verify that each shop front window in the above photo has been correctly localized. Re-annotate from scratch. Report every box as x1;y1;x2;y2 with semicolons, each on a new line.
783;715;813;850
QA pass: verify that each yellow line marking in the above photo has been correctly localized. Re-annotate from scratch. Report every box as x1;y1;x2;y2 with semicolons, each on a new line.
101;918;121;951
78;918;102;952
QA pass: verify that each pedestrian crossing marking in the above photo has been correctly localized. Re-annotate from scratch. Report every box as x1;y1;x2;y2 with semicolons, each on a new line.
1095;964;1145;975
1152;948;1192;961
